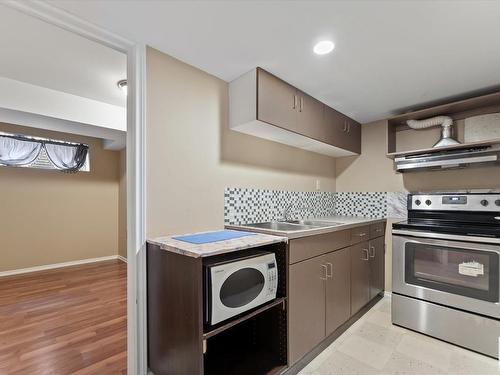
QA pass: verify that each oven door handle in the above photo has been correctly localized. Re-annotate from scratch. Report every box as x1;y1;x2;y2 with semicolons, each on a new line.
392;229;500;253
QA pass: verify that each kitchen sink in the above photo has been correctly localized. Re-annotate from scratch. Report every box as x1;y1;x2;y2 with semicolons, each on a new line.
243;221;318;231
243;220;341;232
285;220;342;227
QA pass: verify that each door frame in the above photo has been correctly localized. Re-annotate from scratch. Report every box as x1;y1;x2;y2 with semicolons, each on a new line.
3;2;148;374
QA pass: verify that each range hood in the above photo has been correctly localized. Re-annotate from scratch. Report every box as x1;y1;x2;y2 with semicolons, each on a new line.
394;144;500;172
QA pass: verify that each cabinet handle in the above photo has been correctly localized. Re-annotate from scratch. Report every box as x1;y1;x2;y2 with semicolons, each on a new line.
369;246;375;258
361;249;369;261
347;122;351;133
320;264;328;280
299;97;303;112
343;121;347;132
326;262;333;279
358;232;367;237
293;95;297;109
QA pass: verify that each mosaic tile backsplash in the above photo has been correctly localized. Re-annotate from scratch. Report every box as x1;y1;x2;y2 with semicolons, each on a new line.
224;188;336;225
224;188;408;225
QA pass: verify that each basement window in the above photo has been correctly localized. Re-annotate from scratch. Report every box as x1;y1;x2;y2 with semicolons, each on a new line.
0;132;90;172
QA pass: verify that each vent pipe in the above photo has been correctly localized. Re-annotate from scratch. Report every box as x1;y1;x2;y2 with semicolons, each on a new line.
406;116;460;148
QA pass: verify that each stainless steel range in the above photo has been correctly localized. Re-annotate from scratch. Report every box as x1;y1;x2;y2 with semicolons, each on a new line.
392;193;500;358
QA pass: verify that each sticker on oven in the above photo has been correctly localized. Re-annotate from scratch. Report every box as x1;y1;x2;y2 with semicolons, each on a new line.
458;261;484;277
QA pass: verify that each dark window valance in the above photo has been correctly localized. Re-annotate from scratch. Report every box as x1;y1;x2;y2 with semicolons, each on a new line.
0;133;89;172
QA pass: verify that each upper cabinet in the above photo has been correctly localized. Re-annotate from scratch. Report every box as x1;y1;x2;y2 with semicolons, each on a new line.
229;67;361;157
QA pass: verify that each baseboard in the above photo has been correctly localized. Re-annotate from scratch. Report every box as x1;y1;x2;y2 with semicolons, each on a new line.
0;255;123;277
384;291;392;298
117;255;128;263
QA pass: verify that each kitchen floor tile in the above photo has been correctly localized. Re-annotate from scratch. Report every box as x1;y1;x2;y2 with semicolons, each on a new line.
316;351;381;375
298;296;498;375
337;334;394;370
395;333;453;371
380;351;447;375
448;346;500;375
353;321;404;349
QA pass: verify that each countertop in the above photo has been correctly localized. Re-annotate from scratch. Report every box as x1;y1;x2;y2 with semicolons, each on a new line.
147;230;287;258
225;216;386;239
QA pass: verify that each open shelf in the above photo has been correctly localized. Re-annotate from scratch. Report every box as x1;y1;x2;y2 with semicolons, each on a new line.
386;91;500;157
204;300;287;375
203;297;286;339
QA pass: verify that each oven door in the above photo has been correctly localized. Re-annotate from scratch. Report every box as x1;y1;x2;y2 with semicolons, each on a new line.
208;254;277;325
392;231;500;319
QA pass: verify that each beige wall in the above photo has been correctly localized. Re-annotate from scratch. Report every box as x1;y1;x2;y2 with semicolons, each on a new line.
336;120;500;291
0;123;122;272
146;47;336;238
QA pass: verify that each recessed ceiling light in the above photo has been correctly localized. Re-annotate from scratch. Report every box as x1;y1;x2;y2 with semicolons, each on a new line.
117;79;127;95
313;40;335;55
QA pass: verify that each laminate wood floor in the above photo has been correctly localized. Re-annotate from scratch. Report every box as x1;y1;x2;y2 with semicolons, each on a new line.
0;260;127;375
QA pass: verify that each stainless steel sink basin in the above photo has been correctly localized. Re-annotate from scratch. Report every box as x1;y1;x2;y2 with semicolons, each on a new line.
243;222;318;231
285;220;342;227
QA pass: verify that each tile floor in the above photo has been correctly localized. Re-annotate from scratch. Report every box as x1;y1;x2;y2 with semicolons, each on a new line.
298;296;500;375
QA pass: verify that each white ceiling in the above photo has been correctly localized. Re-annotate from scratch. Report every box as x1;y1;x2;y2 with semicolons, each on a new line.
33;1;500;122
0;4;126;107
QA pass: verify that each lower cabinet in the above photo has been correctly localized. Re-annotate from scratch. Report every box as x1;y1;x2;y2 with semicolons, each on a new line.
289;255;327;364
325;247;351;336
350;241;371;315
289;249;351;364
351;237;386;314
369;236;385;299
288;224;386;366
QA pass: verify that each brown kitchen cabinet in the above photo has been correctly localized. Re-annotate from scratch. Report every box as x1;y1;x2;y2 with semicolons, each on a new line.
289;246;352;364
288;254;327;364
369;236;385;299
324;107;361;154
325;247;351;336
296;90;327;142
230;67;361;157
257;68;299;133
350;241;371;315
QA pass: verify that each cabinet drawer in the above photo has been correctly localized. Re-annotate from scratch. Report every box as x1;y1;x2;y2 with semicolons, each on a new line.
289;230;351;264
350;226;370;245
370;222;386;239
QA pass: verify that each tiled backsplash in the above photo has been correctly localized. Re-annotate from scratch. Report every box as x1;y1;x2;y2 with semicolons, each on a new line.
224;188;336;225
334;192;386;218
224;188;408;225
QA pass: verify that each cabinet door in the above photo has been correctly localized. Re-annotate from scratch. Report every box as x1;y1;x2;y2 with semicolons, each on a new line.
289;255;327;364
257;68;298;131
350;242;371;314
325;248;351;336
324;106;348;148
296;91;326;142
369;236;385;299
344;118;362;154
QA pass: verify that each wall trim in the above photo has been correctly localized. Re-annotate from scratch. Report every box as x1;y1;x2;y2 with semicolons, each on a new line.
0;255;123;277
384;291;392;298
118;255;128;263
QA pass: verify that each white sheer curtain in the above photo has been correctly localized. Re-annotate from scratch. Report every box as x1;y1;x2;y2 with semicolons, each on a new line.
45;143;86;171
0;136;42;166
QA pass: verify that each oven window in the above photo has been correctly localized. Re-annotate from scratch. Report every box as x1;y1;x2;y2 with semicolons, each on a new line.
220;268;265;308
405;243;499;302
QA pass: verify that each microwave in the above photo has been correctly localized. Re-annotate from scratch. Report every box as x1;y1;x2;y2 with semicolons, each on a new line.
204;251;278;325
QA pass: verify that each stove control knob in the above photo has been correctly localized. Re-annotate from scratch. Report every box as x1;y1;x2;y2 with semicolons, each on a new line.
425;199;432;206
415;199;421;206
480;199;489;207
495;199;500;207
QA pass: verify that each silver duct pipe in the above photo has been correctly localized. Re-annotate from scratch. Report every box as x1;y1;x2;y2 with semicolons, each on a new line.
407;116;460;148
